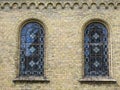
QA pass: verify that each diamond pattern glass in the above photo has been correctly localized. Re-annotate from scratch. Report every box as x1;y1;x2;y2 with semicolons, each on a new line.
84;22;109;77
93;61;100;67
93;33;99;39
20;22;44;76
29;60;35;67
29;46;36;53
93;47;100;53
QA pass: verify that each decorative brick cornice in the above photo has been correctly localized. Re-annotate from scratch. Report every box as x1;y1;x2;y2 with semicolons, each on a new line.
0;0;119;10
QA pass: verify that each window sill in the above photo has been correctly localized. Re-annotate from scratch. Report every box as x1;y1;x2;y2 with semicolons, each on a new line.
13;76;50;83
79;77;116;83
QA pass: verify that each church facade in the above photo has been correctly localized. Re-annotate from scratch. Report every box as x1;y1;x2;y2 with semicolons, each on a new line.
0;0;120;90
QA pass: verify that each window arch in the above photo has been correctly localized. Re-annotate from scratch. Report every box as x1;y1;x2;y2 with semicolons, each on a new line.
84;22;109;77
20;21;44;76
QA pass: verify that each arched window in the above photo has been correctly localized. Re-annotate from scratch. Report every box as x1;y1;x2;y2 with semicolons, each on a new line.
20;22;44;76
84;22;109;77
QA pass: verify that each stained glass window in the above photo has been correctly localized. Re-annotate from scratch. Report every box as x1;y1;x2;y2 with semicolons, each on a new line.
84;22;109;77
20;22;44;76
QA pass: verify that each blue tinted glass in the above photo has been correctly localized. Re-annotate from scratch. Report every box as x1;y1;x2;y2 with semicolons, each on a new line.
20;22;44;76
84;22;109;76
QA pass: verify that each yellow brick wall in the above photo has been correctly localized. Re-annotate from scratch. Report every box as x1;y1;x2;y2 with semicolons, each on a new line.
0;0;120;90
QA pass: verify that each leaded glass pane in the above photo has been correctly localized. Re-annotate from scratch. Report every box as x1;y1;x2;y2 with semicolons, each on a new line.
84;22;109;77
20;22;44;76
